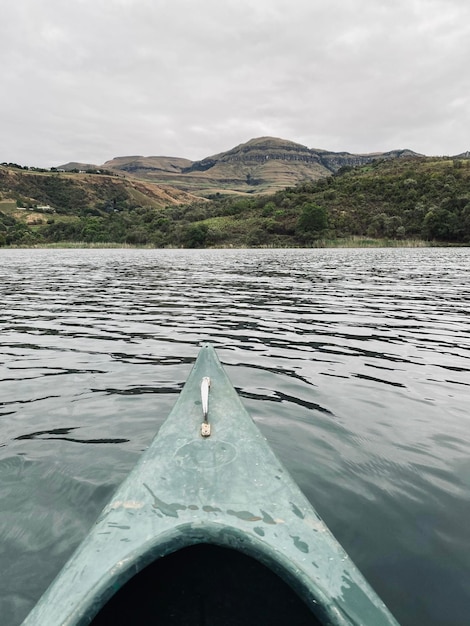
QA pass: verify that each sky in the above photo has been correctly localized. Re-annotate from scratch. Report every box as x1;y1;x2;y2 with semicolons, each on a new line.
1;0;469;167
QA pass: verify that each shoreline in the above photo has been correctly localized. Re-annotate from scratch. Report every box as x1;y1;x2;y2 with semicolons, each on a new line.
1;238;468;250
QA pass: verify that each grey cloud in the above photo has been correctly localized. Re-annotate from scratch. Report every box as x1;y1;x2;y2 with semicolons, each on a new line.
1;0;469;167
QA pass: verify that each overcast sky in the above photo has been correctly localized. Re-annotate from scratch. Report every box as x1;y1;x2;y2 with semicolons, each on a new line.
1;0;469;167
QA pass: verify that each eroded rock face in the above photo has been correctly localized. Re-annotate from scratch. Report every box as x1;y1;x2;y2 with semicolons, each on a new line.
61;137;423;195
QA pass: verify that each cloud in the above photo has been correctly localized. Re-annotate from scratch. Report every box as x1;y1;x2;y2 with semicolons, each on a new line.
1;0;469;166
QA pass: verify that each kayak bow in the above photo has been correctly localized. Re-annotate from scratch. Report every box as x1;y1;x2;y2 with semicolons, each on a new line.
22;343;399;625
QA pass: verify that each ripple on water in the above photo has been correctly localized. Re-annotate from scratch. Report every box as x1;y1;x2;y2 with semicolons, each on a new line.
0;247;470;626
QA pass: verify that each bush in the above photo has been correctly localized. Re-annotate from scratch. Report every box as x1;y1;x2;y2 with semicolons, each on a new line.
297;203;328;235
422;208;460;241
183;224;209;248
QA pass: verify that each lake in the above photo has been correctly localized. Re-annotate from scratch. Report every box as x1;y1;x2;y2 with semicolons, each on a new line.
1;247;469;625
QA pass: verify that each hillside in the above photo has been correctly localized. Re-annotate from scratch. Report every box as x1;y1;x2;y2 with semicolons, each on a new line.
0;165;198;213
0;164;201;246
1;155;469;247
186;155;470;246
62;137;423;196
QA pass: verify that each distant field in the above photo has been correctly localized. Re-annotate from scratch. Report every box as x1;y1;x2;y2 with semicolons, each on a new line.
0;199;17;211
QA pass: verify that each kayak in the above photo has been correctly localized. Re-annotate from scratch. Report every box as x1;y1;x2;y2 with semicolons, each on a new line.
21;343;399;626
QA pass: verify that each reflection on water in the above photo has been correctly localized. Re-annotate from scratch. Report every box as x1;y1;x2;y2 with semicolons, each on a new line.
1;247;470;626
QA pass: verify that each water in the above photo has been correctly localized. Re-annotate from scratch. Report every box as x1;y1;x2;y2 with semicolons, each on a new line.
1;247;469;626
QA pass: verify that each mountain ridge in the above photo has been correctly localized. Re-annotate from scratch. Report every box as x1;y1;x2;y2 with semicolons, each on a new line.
60;136;425;196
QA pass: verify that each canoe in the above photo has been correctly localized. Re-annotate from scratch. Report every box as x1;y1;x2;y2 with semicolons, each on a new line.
22;343;399;626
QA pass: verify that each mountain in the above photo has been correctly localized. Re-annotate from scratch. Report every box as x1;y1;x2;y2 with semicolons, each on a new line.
102;155;192;175
61;137;424;196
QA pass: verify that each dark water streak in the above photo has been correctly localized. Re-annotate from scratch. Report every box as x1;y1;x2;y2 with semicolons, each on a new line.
1;247;469;626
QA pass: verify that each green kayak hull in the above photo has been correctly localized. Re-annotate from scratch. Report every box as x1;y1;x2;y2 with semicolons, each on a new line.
21;344;399;626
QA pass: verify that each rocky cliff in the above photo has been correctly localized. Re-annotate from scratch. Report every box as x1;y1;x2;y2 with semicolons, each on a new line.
62;137;424;196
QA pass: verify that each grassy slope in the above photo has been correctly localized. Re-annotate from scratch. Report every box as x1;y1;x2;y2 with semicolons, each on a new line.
0;167;198;212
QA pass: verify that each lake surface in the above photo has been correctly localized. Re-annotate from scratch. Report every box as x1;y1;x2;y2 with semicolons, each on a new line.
1;247;469;626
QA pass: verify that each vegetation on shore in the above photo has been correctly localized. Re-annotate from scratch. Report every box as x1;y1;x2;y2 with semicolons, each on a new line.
1;156;469;248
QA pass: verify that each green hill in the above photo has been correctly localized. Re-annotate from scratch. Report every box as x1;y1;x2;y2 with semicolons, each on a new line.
188;155;470;246
0;165;200;246
0;165;197;211
1;154;469;248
